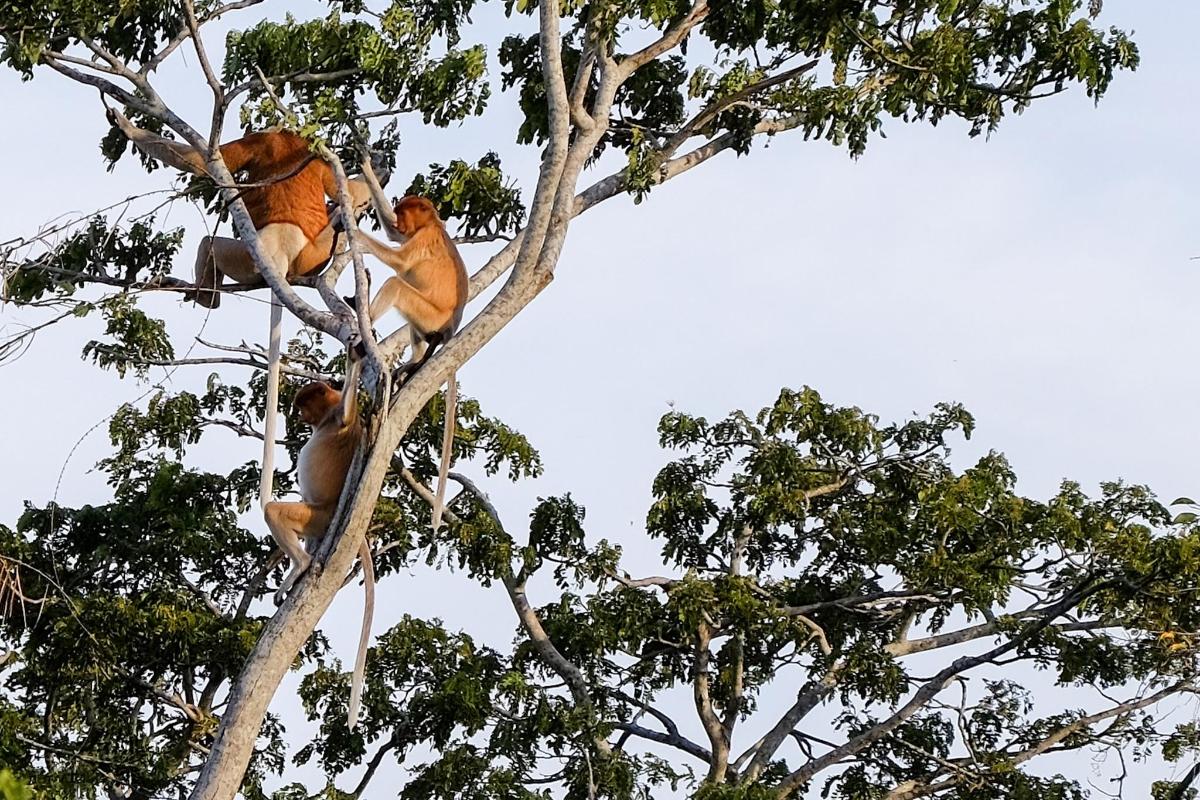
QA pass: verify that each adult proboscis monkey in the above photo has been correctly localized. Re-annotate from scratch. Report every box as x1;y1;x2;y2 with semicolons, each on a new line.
106;108;377;512
264;374;374;728
348;196;468;532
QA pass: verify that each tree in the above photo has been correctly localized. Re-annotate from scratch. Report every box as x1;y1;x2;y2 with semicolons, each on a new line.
0;0;1168;798
4;382;1200;799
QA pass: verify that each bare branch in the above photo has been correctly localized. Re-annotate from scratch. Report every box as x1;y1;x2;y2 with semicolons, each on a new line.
774;579;1113;797
509;0;572;279
780;590;946;618
227;67;360;102
665;59;819;155
740;666;843;780
613;720;714;764
618;1;710;79
181;0;226;145
607;687;712;763
351;733;400;799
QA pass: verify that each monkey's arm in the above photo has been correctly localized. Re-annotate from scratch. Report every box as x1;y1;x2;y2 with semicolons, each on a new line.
356;230;420;273
107;107;209;175
317;163;374;223
359;157;405;243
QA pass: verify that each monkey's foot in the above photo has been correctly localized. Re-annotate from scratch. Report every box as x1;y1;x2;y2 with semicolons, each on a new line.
184;286;222;309
392;360;422;386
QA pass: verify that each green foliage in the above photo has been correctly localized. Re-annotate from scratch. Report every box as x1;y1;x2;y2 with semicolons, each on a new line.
406;153;526;239
4;371;1197;797
223;4;488;128
82;294;175;378
0;773;30;800
0;0;189;75
494;0;1137;186
3;216;182;305
0;0;1160;797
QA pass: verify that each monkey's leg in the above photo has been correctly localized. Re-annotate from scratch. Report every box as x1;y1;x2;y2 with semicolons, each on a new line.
264;501;332;604
367;276;446;326
293;228;338;278
190;236;262;309
394;331;440;384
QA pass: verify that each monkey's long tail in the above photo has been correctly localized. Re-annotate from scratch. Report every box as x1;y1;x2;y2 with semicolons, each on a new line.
431;373;456;533
259;297;284;509
347;538;375;729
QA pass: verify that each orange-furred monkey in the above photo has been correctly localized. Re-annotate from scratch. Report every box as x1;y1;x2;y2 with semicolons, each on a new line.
264;377;374;728
107;108;376;513
349;196;468;532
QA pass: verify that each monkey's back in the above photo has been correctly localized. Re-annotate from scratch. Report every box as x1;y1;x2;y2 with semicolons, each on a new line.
228;131;332;242
445;229;469;333
404;228;470;335
296;417;362;509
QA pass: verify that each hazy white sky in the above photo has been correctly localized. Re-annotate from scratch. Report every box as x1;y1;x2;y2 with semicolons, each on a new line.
2;0;1198;795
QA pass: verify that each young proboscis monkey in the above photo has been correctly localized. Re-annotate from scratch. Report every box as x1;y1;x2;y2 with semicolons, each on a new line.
107;107;373;306
348;196;468;533
106;108;376;513
264;377;375;728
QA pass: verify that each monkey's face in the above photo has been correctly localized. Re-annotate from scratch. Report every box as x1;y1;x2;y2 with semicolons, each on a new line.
394;195;439;236
294;382;339;425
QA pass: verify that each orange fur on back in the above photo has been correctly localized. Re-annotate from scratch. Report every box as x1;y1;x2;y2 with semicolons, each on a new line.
220;131;334;244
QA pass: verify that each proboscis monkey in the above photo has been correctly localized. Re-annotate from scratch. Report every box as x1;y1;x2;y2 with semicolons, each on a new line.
264;375;375;728
106;108;378;512
348;196;468;532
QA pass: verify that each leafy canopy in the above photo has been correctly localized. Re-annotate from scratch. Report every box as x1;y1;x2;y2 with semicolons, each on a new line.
0;0;1170;798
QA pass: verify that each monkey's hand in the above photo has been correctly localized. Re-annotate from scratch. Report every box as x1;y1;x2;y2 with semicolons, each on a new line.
328;201;350;234
346;330;376;362
105;105;139;140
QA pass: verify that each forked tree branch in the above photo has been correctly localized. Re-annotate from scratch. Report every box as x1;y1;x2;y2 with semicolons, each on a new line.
773;579;1113;798
885;680;1193;800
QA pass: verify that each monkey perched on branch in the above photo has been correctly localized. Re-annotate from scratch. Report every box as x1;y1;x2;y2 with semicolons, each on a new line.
106;107;386;511
107;107;375;307
264;377;375;729
348;196;469;533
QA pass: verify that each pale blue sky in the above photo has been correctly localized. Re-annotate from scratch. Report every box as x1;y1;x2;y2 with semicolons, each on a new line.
2;1;1198;795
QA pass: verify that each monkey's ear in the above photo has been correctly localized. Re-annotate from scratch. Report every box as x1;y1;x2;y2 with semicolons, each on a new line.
328;378;345;391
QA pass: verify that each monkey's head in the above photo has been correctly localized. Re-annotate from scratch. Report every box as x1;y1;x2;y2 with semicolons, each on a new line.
394;195;440;237
293;381;341;425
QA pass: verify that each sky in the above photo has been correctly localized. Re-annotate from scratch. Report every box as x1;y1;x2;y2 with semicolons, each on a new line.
1;0;1199;796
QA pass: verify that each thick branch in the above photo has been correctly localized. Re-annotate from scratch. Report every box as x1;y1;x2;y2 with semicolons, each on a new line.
613;721;714;764
618;1;710;78
509;0;572;279
693;624;730;781
608;688;711;763
741;666;842;781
